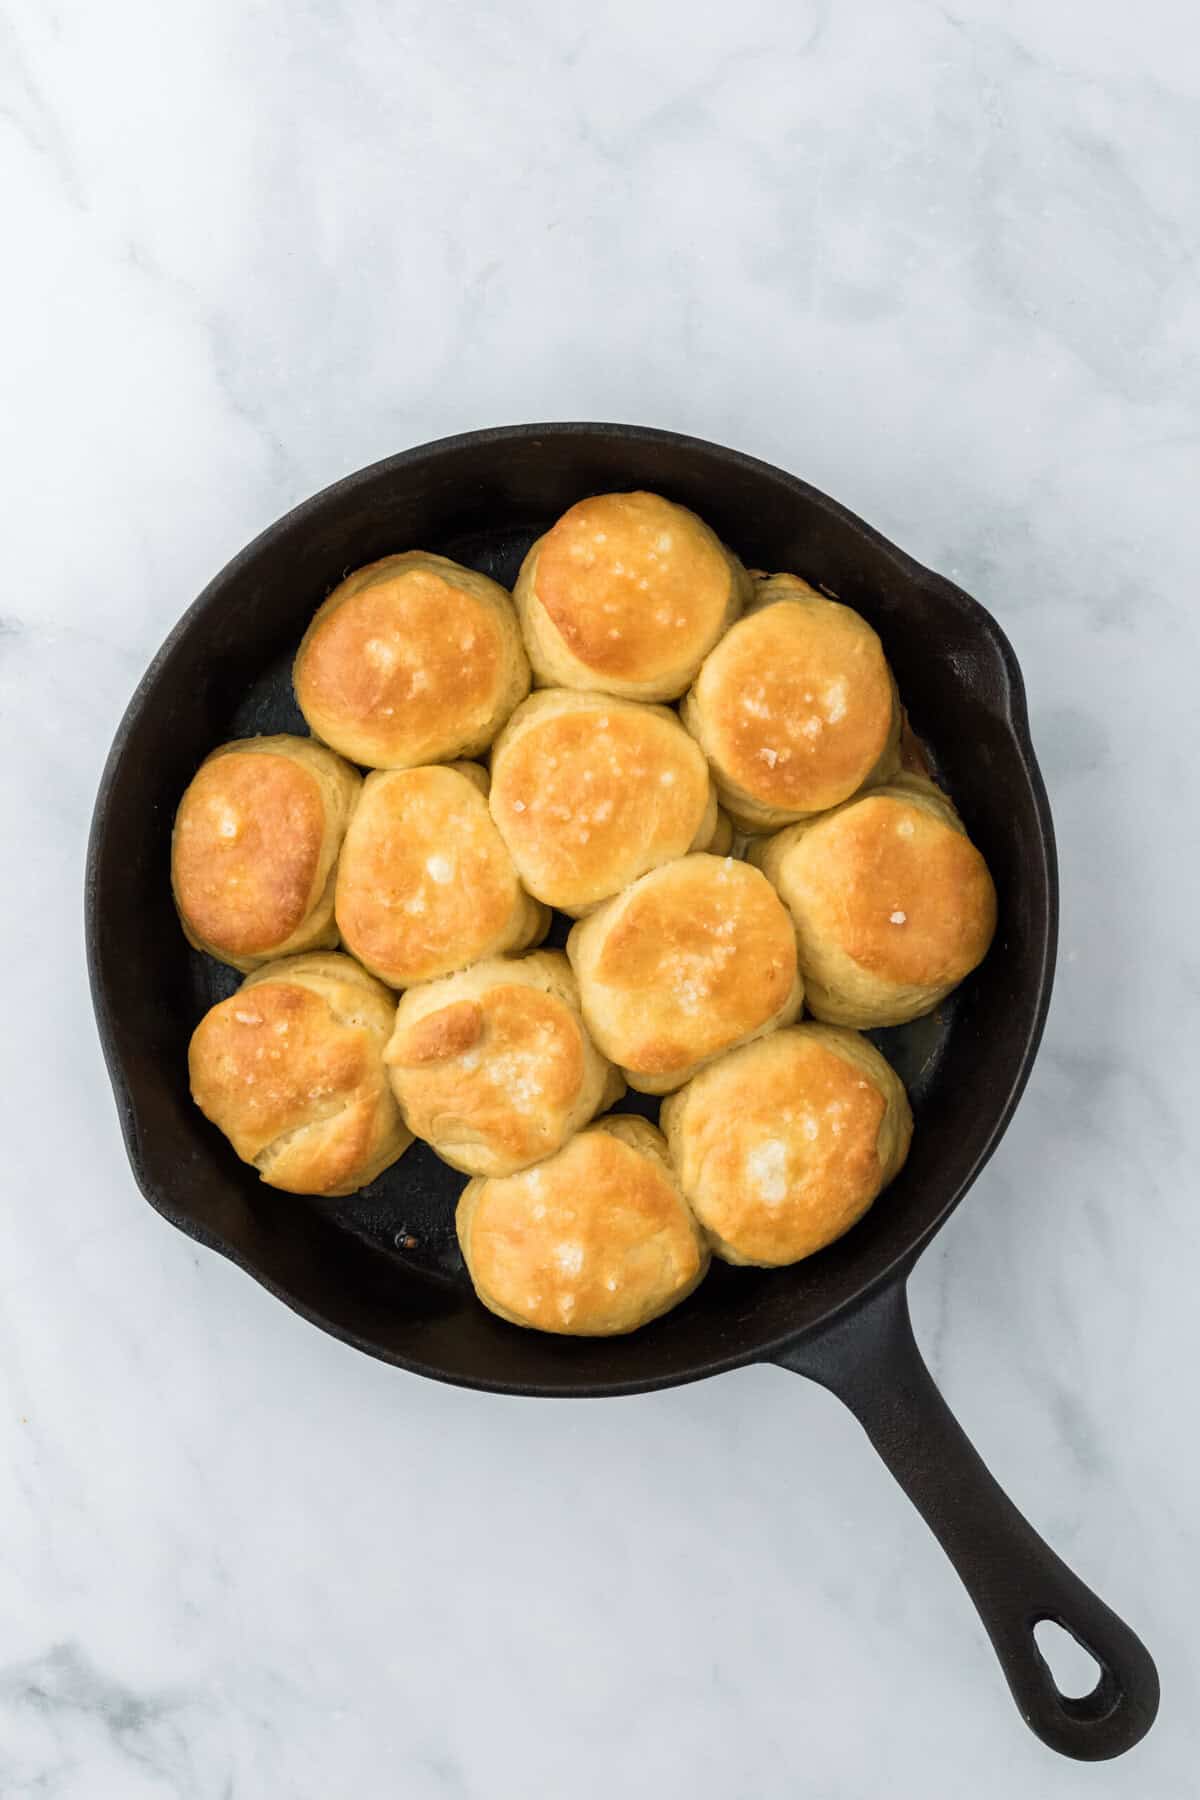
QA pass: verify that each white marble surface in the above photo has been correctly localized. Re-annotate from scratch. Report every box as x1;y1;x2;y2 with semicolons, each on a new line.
3;0;1198;1791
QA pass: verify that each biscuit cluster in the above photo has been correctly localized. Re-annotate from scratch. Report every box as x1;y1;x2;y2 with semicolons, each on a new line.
175;492;996;1335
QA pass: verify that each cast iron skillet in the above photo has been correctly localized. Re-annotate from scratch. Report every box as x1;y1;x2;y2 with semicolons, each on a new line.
87;423;1158;1759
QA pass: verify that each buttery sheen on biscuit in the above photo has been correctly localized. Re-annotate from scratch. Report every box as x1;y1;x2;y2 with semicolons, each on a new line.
334;763;548;989
488;690;721;914
661;1025;912;1266
514;491;748;702
567;853;803;1094
384;950;623;1177
456;1116;710;1335
750;776;997;1026
171;734;361;972
293;551;530;768
682;573;901;832
188;952;412;1195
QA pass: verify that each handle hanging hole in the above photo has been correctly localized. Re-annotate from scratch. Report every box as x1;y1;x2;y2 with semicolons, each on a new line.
1034;1619;1103;1700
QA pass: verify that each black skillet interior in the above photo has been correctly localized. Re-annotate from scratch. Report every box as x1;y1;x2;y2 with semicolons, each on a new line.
88;424;1054;1396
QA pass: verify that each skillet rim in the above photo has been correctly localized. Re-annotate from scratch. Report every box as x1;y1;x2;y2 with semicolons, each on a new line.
85;421;1058;1397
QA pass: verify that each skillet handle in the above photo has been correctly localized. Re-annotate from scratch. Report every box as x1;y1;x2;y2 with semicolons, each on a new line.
774;1278;1159;1759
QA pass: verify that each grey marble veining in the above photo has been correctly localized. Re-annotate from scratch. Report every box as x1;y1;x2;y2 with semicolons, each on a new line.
2;0;1199;1792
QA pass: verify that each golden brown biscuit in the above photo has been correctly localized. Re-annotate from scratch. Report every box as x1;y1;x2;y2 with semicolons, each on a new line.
661;1025;912;1267
514;491;749;702
171;735;361;972
488;690;721;915
567;853;803;1095
188;952;411;1195
749;776;997;1027
384;950;624;1176
681;572;901;833
456;1116;709;1335
335;763;548;990
293;551;529;769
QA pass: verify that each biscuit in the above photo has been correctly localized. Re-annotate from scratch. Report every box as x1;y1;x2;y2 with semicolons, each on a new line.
294;551;529;768
171;734;360;972
456;1116;710;1334
384;950;623;1176
514;491;748;701
661;1024;912;1266
567;853;803;1094
334;763;549;989
749;776;997;1026
188;952;411;1195
682;572;900;832
488;689;721;915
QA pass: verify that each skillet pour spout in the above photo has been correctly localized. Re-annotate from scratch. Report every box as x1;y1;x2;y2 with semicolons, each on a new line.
87;422;1159;1758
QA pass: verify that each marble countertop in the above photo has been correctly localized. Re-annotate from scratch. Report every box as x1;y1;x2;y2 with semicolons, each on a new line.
4;0;1198;1792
